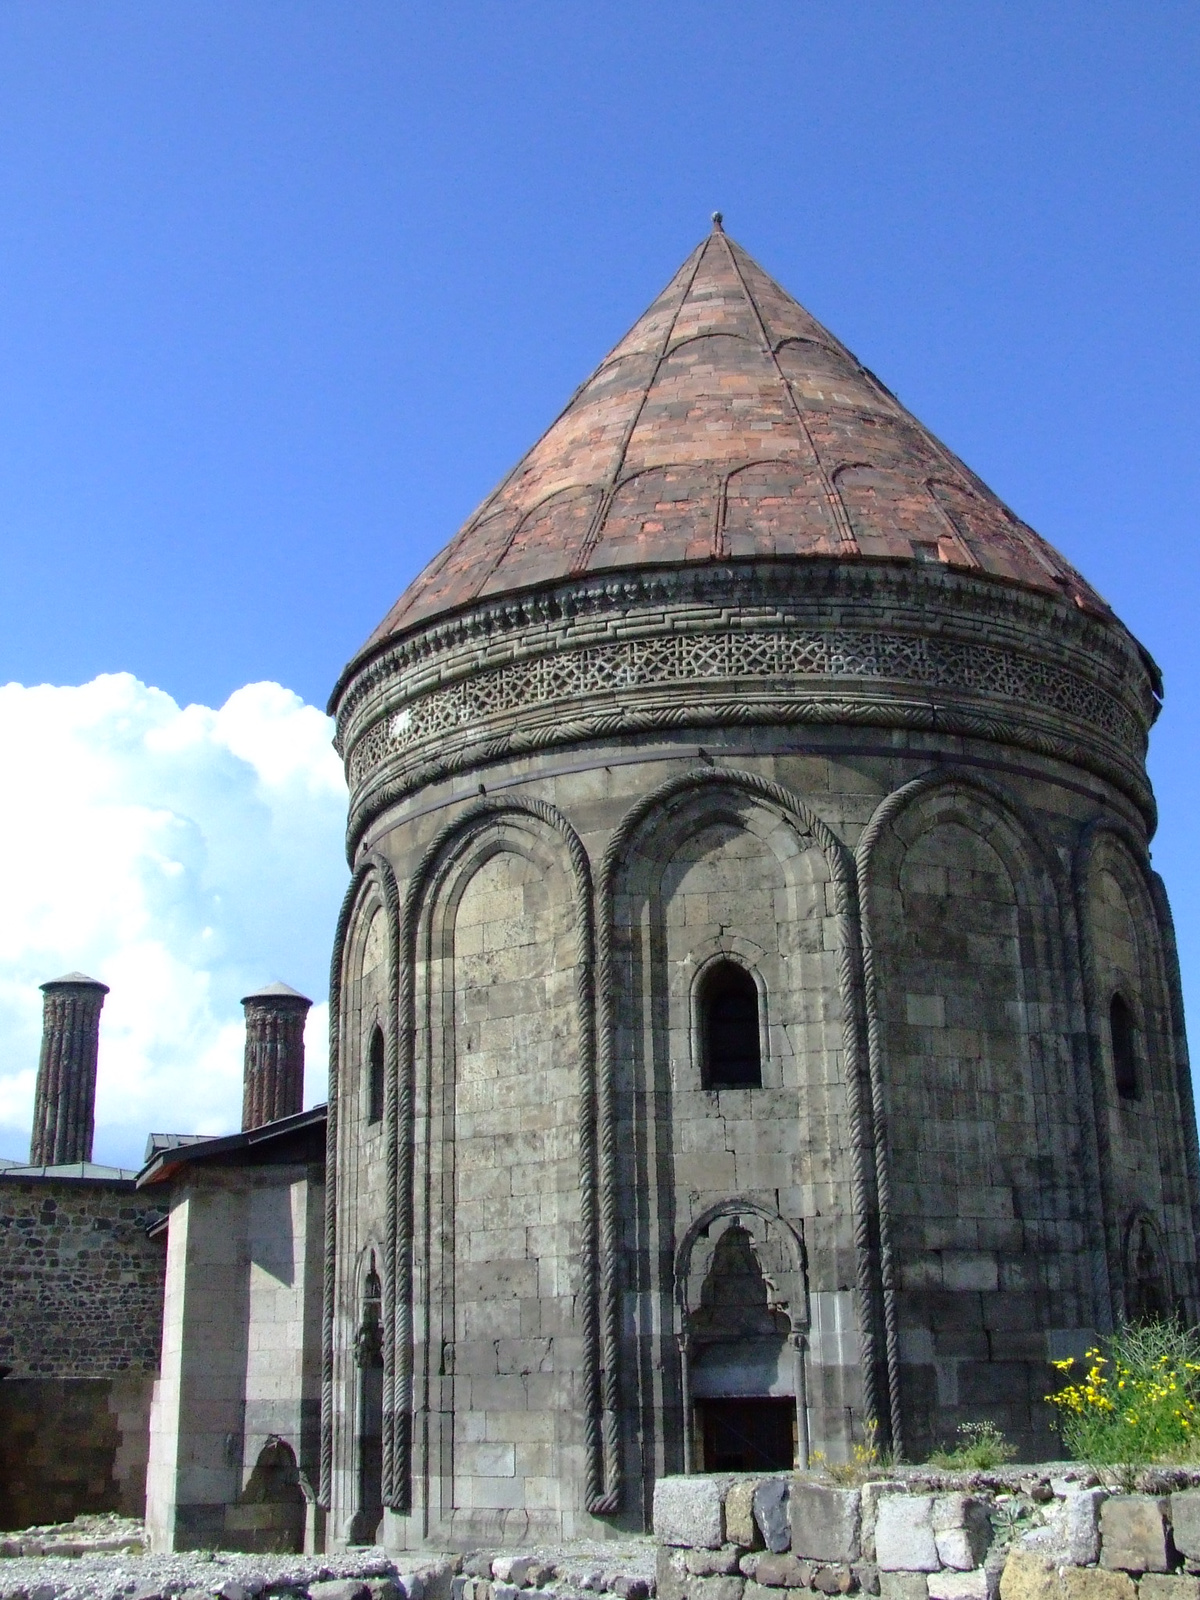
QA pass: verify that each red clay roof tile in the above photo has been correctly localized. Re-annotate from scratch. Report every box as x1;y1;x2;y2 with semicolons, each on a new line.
362;227;1106;654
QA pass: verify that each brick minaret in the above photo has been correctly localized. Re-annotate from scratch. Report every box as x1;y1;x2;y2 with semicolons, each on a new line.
30;973;110;1166
241;982;312;1131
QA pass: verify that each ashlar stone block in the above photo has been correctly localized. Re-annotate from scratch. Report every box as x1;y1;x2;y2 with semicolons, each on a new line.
1052;1490;1106;1567
755;1479;791;1554
726;1480;763;1549
876;1496;939;1573
655;1474;725;1548
687;1578;745;1600
927;1572;990;1600
685;1549;745;1578
1059;1572;1136;1600
752;1556;813;1588
933;1497;992;1571
998;1553;1059;1600
1171;1490;1200;1561
790;1484;862;1564
1140;1580;1200;1600
880;1576;929;1600
1099;1497;1169;1573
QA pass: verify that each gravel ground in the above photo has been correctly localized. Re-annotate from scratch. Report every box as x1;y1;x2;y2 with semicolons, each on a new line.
0;1516;658;1600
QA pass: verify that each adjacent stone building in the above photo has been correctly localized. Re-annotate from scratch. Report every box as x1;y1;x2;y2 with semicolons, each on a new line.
0;978;324;1545
0;977;166;1529
323;222;1200;1548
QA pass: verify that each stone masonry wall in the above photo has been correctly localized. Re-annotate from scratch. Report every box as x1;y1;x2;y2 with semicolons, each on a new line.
653;1470;1200;1600
0;1373;154;1529
0;1177;165;1376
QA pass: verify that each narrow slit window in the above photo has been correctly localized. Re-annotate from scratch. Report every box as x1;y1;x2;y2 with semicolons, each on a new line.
700;961;762;1089
1110;993;1138;1101
367;1024;385;1125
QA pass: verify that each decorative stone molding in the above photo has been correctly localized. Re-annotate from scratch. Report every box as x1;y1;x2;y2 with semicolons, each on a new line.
351;628;1140;788
331;565;1157;852
332;561;1152;739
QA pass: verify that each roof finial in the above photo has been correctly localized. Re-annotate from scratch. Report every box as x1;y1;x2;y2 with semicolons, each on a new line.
711;211;724;233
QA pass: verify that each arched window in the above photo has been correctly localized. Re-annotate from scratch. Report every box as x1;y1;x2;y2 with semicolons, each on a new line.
367;1023;385;1125
699;961;762;1089
1110;993;1138;1101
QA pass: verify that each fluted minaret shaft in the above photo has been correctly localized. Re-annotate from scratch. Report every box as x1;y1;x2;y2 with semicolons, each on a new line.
241;983;312;1131
30;974;109;1166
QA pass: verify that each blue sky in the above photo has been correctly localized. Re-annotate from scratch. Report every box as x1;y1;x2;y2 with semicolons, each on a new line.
0;3;1197;1164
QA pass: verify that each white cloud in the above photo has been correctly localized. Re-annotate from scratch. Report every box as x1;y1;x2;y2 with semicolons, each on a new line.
0;674;347;1169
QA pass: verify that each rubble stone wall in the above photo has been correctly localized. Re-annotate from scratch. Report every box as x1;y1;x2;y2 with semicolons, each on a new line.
0;1176;165;1377
652;1470;1200;1600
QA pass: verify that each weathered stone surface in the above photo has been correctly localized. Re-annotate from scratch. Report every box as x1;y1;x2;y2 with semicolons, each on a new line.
395;1577;427;1600
508;1563;554;1591
933;1497;992;1571
792;1486;862;1565
1059;1572;1136;1600
862;1485;905;1565
655;1476;726;1549
365;1581;402;1600
753;1556;813;1589
1099;1497;1169;1573
812;1567;854;1595
1049;1490;1106;1568
928;1573;990;1600
688;1580;745;1600
309;1584;370;1600
1139;1578;1200;1600
876;1497;939;1573
852;1565;881;1598
685;1550;744;1578
743;1582;778;1600
1172;1492;1200;1562
756;1481;791;1555
998;1553;1059;1600
657;1549;688;1600
880;1575;929;1600
727;1482;764;1550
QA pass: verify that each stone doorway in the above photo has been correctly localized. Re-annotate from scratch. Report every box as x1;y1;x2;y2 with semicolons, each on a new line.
696;1397;795;1471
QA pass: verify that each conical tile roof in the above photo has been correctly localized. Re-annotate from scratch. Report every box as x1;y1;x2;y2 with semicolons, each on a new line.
366;224;1104;650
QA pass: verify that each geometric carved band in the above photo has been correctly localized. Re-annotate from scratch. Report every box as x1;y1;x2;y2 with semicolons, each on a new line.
347;626;1143;789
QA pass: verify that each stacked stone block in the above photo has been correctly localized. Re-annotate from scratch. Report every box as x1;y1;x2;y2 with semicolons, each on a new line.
652;1475;1200;1600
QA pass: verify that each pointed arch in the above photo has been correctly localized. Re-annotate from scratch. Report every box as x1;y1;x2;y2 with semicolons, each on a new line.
597;768;886;1455
856;769;1102;1457
322;851;400;1513
393;796;600;1516
1074;816;1200;1322
675;1199;810;1471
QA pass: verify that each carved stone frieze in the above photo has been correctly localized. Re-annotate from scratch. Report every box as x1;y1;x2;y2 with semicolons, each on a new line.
332;565;1156;849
